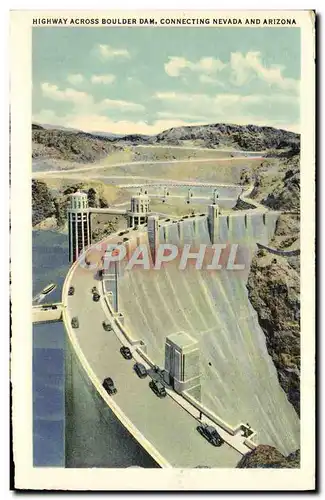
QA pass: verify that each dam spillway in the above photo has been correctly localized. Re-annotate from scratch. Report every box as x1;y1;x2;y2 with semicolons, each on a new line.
118;213;300;456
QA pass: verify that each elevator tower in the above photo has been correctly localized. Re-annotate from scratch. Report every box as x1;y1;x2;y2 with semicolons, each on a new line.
67;191;91;262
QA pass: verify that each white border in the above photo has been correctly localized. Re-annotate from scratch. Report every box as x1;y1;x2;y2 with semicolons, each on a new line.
9;8;315;492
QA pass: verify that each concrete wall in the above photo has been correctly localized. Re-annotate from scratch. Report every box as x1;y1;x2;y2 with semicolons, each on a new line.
32;304;63;324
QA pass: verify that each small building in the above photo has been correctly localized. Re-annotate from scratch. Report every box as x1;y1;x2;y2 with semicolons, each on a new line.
164;331;201;401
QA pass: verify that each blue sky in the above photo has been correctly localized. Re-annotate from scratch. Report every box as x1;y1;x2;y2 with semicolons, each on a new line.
32;27;300;134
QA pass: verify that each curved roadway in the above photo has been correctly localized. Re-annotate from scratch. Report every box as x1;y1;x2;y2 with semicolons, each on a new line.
63;231;242;468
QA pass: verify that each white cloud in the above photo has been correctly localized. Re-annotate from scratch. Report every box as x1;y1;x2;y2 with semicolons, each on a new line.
164;51;300;95
229;51;299;93
97;44;130;59
91;74;116;84
40;82;92;105
199;75;225;86
32;108;199;135
36;82;299;136
154;90;298;108
100;98;145;112
165;56;225;77
66;74;84;85
153;91;299;132
40;82;145;119
156;111;208;121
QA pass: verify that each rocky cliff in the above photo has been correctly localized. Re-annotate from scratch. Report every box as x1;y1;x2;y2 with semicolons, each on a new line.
244;145;300;418
250;154;300;212
237;445;300;468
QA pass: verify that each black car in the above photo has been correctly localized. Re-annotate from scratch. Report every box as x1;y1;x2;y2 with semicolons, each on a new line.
68;286;75;296
196;424;224;447
149;380;167;398
120;346;132;360
91;286;98;294
133;362;147;379
93;292;100;302
71;317;79;328
102;320;112;332
102;377;117;395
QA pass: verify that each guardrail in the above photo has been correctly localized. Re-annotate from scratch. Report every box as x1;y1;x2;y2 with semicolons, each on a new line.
182;392;257;450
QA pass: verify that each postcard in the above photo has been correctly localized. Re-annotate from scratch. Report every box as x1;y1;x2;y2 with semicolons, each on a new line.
10;10;315;491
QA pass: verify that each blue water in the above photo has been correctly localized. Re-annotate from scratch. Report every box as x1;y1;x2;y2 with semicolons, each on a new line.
32;230;69;466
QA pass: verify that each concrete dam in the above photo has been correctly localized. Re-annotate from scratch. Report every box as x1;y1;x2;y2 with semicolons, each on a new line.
117;212;300;456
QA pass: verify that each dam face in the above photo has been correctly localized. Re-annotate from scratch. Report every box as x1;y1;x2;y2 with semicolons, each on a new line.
118;214;300;456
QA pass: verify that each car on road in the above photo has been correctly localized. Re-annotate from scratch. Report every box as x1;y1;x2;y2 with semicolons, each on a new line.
102;320;112;331
71;317;79;328
91;286;98;294
68;286;75;296
196;423;224;447
133;362;147;379
93;292;100;302
120;346;132;360
102;377;117;395
149;380;167;398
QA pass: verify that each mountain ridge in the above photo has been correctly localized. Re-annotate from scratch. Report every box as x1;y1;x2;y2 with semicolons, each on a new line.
32;121;300;163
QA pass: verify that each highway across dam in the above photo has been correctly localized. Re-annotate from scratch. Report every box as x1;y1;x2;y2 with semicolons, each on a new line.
65;250;242;468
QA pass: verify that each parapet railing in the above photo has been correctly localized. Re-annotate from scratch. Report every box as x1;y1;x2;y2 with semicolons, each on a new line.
180;392;257;451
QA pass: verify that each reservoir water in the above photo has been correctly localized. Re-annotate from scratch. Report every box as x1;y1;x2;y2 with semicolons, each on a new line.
32;230;68;466
32;230;156;468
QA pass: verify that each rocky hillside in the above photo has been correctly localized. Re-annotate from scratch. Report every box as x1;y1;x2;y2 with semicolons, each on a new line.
151;123;299;151
32;179;56;226
32;126;122;163
32;179;125;237
237;445;300;468
250;154;300;212
32;123;300;162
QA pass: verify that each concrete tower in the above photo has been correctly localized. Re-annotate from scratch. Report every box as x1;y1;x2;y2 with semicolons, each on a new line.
147;215;159;265
67;191;91;262
207;204;220;245
164;332;201;401
127;189;150;228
